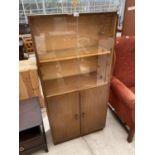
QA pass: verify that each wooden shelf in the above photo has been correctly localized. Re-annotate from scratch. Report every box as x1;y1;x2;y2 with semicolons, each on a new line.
38;46;110;64
43;72;108;98
40;56;99;81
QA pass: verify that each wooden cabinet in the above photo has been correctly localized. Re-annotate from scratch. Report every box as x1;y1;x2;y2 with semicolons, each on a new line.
29;12;117;144
19;58;44;107
19;97;48;154
47;85;108;144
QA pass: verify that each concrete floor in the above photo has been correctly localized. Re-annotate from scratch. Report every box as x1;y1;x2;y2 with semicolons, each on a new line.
32;108;134;155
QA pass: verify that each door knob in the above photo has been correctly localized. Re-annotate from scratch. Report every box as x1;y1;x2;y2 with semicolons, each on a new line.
19;146;25;152
74;114;79;120
82;112;85;118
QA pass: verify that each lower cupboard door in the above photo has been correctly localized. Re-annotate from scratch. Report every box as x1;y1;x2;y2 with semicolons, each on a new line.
47;92;80;144
80;85;108;135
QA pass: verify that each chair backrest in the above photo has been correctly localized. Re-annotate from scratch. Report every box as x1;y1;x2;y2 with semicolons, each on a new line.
113;36;135;87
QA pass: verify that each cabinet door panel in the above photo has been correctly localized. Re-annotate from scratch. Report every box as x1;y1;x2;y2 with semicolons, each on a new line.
47;92;80;144
80;85;108;135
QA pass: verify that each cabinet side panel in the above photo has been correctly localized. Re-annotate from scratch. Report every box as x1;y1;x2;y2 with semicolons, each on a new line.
19;72;29;99
47;92;80;144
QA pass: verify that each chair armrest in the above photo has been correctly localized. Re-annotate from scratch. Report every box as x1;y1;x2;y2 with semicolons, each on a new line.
111;76;135;110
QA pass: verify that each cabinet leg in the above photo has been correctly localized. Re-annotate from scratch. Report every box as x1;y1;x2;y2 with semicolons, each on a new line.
127;128;135;143
44;146;49;152
42;122;48;152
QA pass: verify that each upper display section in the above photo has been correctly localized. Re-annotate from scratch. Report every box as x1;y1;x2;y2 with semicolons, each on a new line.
29;13;117;63
29;13;117;97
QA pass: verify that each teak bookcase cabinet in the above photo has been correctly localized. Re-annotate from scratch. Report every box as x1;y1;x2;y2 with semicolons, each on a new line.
29;12;117;144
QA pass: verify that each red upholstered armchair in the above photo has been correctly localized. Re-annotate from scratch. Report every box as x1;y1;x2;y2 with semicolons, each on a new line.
109;36;135;142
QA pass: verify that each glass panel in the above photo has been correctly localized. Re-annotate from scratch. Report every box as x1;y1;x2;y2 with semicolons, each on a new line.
29;13;116;97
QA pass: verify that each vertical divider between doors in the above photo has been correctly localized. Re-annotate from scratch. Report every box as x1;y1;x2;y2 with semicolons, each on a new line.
79;91;82;135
